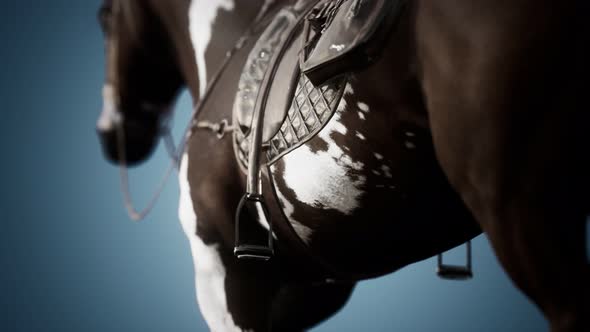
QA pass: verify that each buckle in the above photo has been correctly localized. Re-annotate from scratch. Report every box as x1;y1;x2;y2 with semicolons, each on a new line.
234;193;274;261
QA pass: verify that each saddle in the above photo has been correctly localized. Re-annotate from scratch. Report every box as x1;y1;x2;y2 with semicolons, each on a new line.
232;0;407;261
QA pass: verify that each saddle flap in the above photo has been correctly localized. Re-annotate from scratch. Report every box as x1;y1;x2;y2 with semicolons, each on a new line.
301;0;405;85
234;9;299;137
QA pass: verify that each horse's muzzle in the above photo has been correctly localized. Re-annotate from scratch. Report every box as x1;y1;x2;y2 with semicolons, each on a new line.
96;116;160;166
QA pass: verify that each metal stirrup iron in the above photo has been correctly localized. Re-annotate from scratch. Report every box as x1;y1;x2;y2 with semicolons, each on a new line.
436;241;473;280
234;166;274;261
234;191;274;261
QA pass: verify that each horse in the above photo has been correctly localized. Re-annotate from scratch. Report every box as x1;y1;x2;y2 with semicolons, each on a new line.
95;0;589;331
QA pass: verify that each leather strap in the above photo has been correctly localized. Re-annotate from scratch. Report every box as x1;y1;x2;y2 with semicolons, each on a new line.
246;1;321;195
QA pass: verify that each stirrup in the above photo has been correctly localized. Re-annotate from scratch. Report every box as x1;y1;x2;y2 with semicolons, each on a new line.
234;193;274;261
436;241;473;280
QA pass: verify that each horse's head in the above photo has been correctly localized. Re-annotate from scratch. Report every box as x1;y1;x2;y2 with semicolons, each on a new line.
96;0;184;165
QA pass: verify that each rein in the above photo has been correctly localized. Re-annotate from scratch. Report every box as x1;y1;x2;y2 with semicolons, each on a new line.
116;122;178;221
116;6;271;222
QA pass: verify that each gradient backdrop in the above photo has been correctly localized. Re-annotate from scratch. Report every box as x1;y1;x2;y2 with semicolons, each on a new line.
1;1;587;331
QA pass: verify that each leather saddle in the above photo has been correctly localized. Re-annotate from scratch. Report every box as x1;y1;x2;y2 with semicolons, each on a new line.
232;0;407;260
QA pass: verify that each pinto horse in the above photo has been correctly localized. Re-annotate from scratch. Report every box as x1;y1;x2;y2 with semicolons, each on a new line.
96;0;589;331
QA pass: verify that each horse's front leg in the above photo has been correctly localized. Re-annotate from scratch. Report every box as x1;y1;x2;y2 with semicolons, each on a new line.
178;152;355;331
416;1;589;331
189;238;279;331
178;152;280;331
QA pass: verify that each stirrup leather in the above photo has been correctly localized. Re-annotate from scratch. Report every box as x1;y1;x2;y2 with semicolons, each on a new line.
233;9;278;260
436;241;473;280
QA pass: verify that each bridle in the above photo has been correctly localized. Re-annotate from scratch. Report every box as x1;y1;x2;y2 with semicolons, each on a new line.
115;113;179;221
114;5;272;222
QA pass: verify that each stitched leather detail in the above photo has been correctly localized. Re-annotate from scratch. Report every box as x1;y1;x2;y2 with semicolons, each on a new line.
234;73;345;169
267;73;346;163
234;12;294;135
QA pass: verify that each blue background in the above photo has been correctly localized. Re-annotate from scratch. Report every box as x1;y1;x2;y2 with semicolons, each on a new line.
1;1;586;331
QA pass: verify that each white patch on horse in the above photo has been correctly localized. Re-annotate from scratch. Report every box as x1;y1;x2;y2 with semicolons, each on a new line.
189;0;235;97
283;145;365;215
253;202;278;240
374;153;384;160
332;119;348;136
357;101;370;113
405;141;416;150
271;172;313;244
357;111;366;120
97;84;121;131
404;132;417;150
178;154;241;332
405;131;416;137
318;83;354;141
355;131;366;140
381;165;393;178
255;203;269;230
330;44;346;52
282;83;366;215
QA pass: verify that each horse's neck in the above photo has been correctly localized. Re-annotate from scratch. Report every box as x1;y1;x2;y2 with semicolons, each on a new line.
189;0;272;98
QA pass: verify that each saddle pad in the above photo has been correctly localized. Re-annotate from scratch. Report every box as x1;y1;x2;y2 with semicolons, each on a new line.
266;73;346;163
234;72;346;168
